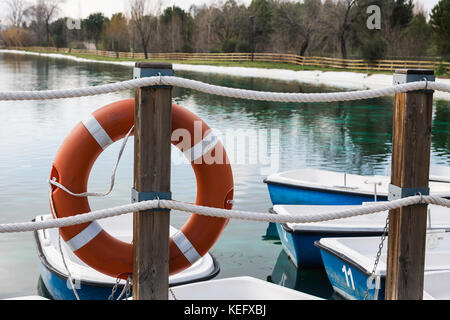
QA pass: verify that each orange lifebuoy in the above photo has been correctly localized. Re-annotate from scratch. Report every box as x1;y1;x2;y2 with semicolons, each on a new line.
49;99;234;279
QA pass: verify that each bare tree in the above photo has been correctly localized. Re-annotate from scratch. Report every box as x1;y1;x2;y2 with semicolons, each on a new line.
272;0;321;56
338;0;358;59
192;5;219;53
318;0;366;59
211;0;248;45
130;0;161;58
105;13;130;53
5;0;27;27
192;1;249;53
26;0;64;45
160;6;184;52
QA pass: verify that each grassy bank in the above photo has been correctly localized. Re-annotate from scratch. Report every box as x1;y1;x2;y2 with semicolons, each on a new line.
6;48;396;76
4;47;450;78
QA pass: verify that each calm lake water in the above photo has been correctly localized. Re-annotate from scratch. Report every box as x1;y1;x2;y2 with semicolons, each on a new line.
1;52;450;300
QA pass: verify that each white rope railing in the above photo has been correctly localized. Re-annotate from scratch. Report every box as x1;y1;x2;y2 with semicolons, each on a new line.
1;76;450;233
1;69;448;302
2;194;450;234
0;77;449;102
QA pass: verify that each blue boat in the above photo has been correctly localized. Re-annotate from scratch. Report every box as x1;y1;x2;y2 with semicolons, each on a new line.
264;169;391;206
272;204;450;268
264;168;389;239
265;167;450;206
34;214;220;300
264;168;450;264
316;231;450;300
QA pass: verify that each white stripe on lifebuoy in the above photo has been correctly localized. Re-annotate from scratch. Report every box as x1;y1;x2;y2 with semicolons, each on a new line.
82;116;114;150
172;231;201;264
66;221;103;252
184;131;219;162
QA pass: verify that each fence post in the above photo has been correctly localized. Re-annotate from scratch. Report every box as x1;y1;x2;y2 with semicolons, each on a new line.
249;16;255;62
385;69;435;300
132;62;173;300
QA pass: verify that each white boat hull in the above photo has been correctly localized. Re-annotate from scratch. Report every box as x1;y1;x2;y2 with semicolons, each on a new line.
34;214;220;300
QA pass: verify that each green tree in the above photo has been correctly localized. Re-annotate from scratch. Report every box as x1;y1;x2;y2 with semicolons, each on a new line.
390;0;414;29
83;12;108;47
360;34;387;61
352;0;415;58
222;38;238;52
237;41;251;53
400;13;432;57
430;0;450;57
249;0;274;51
160;6;193;52
50;17;67;48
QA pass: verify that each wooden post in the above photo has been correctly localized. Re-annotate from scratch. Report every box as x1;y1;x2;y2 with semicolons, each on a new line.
385;69;435;300
133;62;173;300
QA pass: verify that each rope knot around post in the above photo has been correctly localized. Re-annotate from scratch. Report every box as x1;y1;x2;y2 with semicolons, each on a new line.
133;62;174;89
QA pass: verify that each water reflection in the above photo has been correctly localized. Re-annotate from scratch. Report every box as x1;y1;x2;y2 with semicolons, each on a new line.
432;100;450;161
268;250;337;300
172;71;401;176
37;276;53;300
1;52;450;299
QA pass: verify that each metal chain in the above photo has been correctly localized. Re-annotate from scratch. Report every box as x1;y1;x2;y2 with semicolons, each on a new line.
363;215;390;300
108;277;121;300
115;276;129;300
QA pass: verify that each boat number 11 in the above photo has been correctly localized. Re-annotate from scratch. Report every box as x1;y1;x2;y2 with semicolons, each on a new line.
342;265;355;290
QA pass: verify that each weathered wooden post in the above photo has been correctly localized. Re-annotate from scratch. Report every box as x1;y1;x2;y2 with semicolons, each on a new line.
133;62;174;300
385;69;435;300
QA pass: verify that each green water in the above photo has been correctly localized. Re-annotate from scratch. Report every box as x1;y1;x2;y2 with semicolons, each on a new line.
0;52;450;300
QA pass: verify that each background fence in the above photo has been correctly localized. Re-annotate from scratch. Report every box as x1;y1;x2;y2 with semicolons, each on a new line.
7;46;450;74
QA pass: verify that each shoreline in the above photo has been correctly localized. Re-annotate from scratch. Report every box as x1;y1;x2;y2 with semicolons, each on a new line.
2;49;450;102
